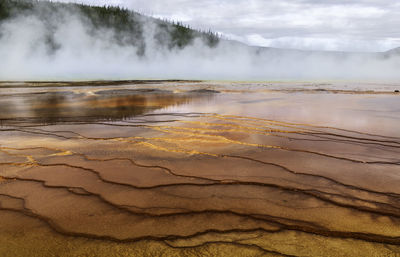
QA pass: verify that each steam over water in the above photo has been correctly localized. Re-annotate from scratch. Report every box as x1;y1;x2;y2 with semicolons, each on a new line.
0;2;400;81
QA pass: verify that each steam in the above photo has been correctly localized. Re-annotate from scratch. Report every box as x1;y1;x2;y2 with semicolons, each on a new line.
0;3;399;81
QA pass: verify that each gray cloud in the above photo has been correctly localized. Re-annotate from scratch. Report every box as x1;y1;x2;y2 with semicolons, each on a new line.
46;0;400;52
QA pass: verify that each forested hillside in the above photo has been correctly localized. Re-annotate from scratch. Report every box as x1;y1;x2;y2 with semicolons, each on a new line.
0;0;220;56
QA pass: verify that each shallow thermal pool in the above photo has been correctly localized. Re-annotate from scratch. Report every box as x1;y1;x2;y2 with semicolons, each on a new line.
1;81;400;256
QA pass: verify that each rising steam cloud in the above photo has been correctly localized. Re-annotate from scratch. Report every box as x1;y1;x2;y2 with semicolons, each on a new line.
0;3;399;81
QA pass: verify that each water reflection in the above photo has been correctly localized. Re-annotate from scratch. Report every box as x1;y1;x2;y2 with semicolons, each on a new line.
0;89;216;124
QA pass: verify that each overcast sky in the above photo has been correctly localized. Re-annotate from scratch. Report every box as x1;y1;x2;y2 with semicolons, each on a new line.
49;0;400;52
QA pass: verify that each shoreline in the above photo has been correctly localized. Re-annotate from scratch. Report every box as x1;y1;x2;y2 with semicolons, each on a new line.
1;80;399;94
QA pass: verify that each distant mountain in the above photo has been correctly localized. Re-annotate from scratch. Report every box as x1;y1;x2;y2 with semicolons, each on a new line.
384;47;400;57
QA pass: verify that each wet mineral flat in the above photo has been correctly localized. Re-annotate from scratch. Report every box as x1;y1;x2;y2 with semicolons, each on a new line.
0;81;400;257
